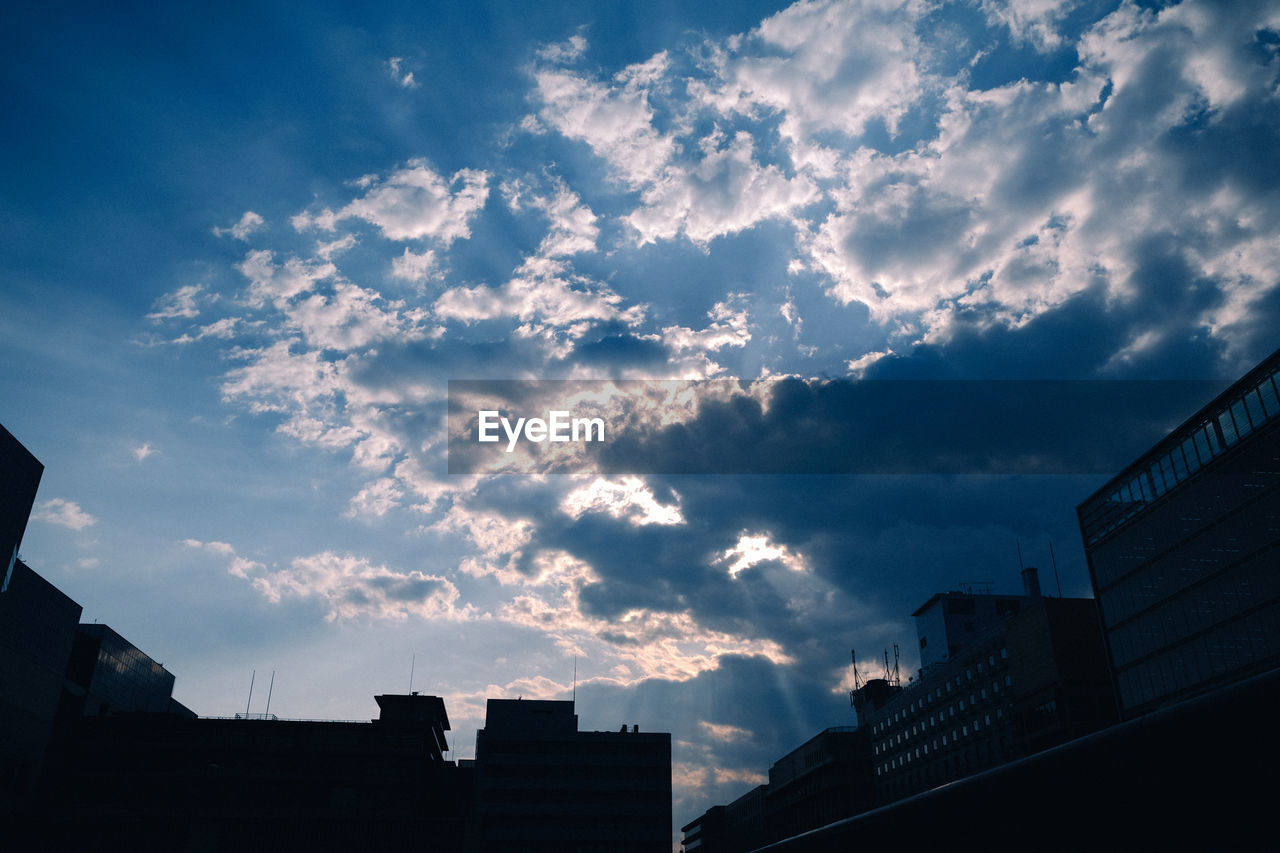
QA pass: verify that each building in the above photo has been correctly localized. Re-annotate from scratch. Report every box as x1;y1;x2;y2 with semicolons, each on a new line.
763;727;873;844
0;426;82;810
680;727;876;853
28;691;467;849
0;559;82;811
681;804;727;853
750;666;1280;853
62;623;194;719
1077;346;1280;718
0;422;42;580
851;569;1115;805
470;699;672;853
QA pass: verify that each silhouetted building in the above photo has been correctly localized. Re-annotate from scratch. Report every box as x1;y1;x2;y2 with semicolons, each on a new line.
721;784;765;852
0;559;82;811
764;727;874;844
28;692;467;850
681;726;877;853
0;422;42;581
681;804;726;852
471;699;671;852
853;571;1115;804
62;623;192;719
0;426;82;810
748;667;1280;853
1078;346;1280;718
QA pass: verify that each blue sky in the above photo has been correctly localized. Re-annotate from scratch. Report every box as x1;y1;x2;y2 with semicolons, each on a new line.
4;0;1280;841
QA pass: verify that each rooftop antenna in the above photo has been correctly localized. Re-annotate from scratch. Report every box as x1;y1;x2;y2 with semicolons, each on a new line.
572;655;578;705
409;653;416;694
1049;540;1064;598
245;670;255;717
1017;539;1025;570
264;671;275;717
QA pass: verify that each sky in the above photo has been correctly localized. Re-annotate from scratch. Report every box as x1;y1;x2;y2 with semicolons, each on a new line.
3;0;1280;841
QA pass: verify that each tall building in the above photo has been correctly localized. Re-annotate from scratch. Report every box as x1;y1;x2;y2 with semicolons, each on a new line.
1077;346;1280;718
471;699;672;852
0;426;81;809
851;570;1115;805
0;422;42;582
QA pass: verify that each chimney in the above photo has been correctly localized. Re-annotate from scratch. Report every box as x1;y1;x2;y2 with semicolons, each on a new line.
1021;566;1042;599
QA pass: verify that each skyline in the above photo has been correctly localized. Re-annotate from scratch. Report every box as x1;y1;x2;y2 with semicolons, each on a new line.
4;0;1280;837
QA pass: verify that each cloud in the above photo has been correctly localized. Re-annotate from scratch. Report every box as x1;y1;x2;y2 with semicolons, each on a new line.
346;477;404;518
561;476;684;526
699;720;754;743
235;550;476;622
434;256;645;332
532;56;676;188
132;443;155;462
390;247;439;282
213;211;266;240
387;56;418;89
184;539;236;556
147;284;206;321
717;532;808;579
292;160;489;244
31;498;97;530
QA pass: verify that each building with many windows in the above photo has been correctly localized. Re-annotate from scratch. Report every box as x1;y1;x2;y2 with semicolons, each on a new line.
852;570;1115;804
1078;346;1280;718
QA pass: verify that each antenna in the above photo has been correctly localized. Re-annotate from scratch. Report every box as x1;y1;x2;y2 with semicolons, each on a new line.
264;671;275;716
409;653;416;694
245;670;255;717
1016;539;1025;570
1049;540;1064;597
572;655;578;704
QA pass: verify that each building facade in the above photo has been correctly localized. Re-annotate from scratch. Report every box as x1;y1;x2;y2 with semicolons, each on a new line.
852;572;1115;805
471;699;672;853
1078;346;1280;717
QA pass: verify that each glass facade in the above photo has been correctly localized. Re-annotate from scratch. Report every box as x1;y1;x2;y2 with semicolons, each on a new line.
1079;347;1280;717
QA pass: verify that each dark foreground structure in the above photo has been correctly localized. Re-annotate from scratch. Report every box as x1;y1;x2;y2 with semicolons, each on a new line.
3;424;672;851
754;664;1280;851
472;699;672;853
1079;346;1280;718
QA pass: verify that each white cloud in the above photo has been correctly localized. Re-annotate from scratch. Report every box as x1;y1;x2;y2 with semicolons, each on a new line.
390;247;439;282
132;443;155;462
717;532;807;579
345;477;404;518
387;56;418;89
626;128;819;246
981;0;1079;50
147;284;206;321
32;498;97;530
184;539;236;556
293;160;489;244
701;0;928;144
213;211;266;240
236;551;475;622
435;256;644;331
532;60;676;188
561;476;684;526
